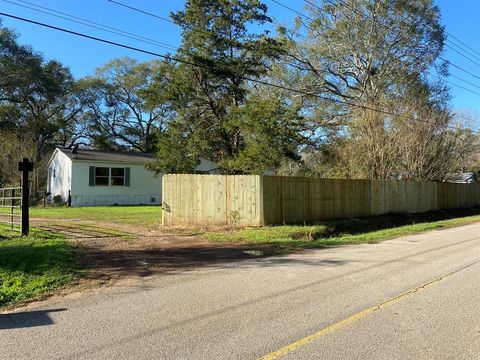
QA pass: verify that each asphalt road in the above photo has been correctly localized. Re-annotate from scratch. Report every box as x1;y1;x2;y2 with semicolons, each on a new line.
1;223;480;360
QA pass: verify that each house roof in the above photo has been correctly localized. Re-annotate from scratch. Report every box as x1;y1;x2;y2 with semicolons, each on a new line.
445;172;477;184
57;148;156;164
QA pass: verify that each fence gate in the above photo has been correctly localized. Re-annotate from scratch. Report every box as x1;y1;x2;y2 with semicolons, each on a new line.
0;187;22;233
0;158;33;236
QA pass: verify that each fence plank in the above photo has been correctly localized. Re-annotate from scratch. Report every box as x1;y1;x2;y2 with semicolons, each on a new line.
162;175;480;226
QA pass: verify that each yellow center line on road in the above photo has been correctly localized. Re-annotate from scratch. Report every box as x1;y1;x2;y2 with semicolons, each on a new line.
259;260;480;360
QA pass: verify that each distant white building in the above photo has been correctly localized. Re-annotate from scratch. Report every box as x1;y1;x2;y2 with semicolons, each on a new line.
444;172;477;184
47;148;220;207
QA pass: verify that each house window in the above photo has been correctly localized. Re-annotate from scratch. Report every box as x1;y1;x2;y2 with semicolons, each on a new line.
95;167;109;186
89;166;130;187
110;168;125;186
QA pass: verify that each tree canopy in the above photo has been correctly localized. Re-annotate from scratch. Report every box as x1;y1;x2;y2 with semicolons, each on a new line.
147;0;305;174
0;0;479;188
273;0;464;180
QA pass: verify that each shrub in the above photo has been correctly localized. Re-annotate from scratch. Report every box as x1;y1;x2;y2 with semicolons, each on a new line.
53;195;63;205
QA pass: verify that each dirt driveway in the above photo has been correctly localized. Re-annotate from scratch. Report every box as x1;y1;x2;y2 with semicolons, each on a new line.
33;218;272;284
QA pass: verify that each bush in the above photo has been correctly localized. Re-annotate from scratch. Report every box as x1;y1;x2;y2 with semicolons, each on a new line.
53;195;63;205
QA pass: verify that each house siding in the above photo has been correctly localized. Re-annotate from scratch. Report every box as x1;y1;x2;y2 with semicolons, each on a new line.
46;149;222;208
70;161;162;207
195;158;220;173
48;149;72;203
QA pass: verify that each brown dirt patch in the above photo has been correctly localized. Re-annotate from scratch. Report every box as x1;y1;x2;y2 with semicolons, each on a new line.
32;219;275;285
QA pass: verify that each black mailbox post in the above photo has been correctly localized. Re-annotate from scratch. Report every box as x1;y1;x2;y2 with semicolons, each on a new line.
18;158;33;236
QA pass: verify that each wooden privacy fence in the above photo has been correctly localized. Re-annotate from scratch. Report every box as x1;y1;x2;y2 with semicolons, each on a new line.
162;175;480;226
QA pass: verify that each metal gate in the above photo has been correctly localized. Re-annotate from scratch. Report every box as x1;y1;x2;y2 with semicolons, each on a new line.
0;187;22;232
0;158;33;236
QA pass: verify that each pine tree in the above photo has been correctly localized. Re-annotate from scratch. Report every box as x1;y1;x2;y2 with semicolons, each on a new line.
149;0;302;174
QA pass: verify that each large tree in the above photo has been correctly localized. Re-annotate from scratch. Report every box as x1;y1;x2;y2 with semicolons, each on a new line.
149;0;304;174
0;22;86;193
0;23;86;152
277;0;457;179
280;0;445;104
81;58;172;153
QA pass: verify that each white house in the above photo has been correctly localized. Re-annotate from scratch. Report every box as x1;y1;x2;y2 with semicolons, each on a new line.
47;148;220;207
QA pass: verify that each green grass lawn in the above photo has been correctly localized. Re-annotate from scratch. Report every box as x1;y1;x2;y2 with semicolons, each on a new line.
202;208;480;250
0;226;77;307
31;205;162;229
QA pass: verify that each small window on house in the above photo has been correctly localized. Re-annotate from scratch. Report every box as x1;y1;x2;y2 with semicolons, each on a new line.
110;168;125;186
53;169;56;178
95;167;109;186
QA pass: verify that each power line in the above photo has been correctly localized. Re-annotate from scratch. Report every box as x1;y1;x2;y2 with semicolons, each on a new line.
445;60;480;83
447;33;480;60
360;0;480;68
3;0;178;52
444;43;480;71
106;0;228;48
270;0;313;21
0;12;382;112
0;11;476;134
107;0;480;103
368;0;480;63
110;0;480;97
110;0;480;79
448;73;480;92
268;0;318;34
445;36;480;63
107;0;270;43
321;0;480;82
0;13;184;62
429;73;480;96
269;0;480;96
295;0;480;93
107;0;175;25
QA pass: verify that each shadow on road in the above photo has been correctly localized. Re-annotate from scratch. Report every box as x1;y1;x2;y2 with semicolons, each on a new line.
79;246;278;280
0;308;66;330
77;245;354;282
33;207;480;283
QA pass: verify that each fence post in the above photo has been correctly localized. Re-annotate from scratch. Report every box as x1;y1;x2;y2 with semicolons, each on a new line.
10;188;14;231
18;158;34;236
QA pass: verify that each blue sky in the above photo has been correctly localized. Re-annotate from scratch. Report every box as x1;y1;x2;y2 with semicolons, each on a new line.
2;0;480;115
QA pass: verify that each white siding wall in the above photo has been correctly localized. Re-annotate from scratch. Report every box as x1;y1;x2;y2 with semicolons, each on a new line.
47;152;222;207
196;158;220;173
48;150;72;203
71;161;162;207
